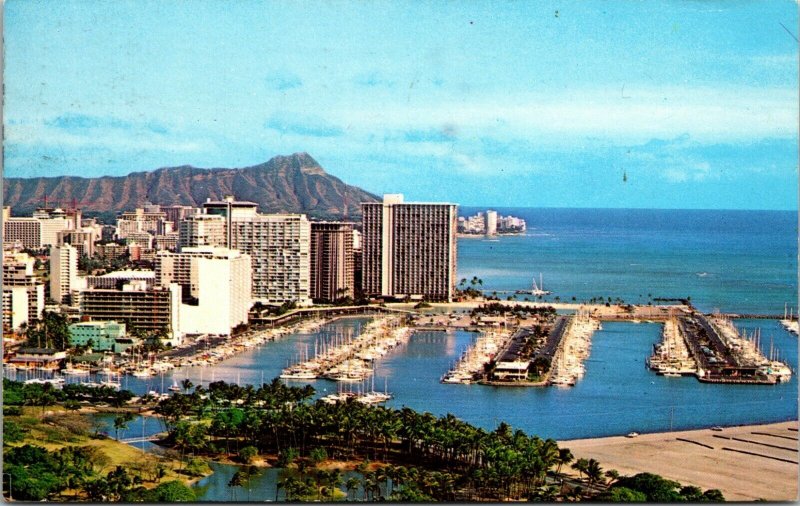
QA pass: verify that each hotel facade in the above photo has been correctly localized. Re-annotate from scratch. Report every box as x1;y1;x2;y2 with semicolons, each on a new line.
362;194;458;301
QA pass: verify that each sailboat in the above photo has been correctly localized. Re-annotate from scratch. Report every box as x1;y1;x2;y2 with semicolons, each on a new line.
516;273;551;296
169;378;181;392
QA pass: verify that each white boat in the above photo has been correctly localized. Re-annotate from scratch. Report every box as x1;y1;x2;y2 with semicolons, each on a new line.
132;368;154;378
516;273;551;296
626;432;640;438
25;377;65;387
100;380;121;390
280;370;317;380
168;379;182;392
62;366;90;376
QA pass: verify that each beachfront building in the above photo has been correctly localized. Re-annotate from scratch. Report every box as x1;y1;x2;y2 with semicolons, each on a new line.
362;194;458;301
178;214;226;250
50;244;78;304
458;210;526;235
155;246;252;335
68;321;126;351
310;222;355;302
2;251;45;333
485;210;498;236
79;280;182;345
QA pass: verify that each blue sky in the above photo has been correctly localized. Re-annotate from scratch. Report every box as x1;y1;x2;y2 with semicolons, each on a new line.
4;0;798;210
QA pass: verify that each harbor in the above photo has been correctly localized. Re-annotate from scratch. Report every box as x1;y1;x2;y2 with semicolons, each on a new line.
649;312;793;384
280;316;412;382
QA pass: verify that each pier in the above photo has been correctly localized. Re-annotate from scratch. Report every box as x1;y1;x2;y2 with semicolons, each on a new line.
549;313;601;386
653;313;793;385
280;316;412;382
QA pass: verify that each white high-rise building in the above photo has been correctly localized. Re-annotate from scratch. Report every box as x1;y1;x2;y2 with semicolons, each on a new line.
50;244;78;304
199;197;311;304
155;247;252;335
3;211;71;249
230;214;311;304
485;210;498;236
362;194;458;301
178;214;227;250
2;251;45;332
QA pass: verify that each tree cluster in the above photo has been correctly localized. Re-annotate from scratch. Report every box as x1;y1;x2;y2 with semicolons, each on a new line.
154;379;607;501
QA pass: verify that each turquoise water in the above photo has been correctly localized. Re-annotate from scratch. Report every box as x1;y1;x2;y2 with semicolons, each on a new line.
83;317;796;441
458;208;797;314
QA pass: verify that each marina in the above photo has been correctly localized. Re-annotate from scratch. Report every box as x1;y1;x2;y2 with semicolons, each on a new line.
280;316;412;382
549;312;601;386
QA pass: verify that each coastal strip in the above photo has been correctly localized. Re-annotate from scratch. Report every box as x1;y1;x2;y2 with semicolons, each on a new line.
559;421;799;501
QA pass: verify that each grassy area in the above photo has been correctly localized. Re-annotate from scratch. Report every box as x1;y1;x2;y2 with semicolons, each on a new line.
6;408;209;489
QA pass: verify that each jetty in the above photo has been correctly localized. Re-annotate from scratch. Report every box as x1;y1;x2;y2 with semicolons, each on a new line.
549;312;601;386
280;316;412;382
654;313;793;384
647;316;698;376
441;329;513;384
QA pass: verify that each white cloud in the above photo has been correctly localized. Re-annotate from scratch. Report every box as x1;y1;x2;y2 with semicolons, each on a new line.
662;162;715;183
329;85;798;144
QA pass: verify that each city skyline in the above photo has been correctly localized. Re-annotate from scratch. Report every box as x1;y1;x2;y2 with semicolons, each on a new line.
3;0;799;211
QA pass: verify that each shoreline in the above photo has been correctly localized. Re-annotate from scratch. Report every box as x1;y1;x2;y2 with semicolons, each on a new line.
559;420;799;501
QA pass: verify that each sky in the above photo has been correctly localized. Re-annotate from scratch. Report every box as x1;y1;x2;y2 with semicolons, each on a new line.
3;0;799;210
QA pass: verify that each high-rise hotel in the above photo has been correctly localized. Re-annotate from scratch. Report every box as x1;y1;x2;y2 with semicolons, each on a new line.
202;197;311;305
310;222;355;302
362;194;458;302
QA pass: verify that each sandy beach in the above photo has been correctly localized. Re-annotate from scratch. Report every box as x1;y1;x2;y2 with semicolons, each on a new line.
559;421;799;501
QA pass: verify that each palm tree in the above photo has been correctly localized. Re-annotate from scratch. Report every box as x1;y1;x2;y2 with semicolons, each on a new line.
181;378;193;393
571;458;589;481
555;447;574;474
585;458;603;490
345;477;360;501
604;469;619;488
113;412;135;441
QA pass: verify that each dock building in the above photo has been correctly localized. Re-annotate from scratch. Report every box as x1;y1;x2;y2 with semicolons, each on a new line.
362;194;458;302
68;321;127;351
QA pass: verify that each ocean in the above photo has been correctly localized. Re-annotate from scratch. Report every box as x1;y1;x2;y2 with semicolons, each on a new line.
458;208;797;314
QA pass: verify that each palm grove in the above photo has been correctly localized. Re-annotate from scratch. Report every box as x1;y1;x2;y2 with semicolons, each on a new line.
152;379;724;502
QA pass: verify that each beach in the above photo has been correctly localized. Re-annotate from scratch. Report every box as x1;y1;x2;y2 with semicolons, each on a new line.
559;421;799;501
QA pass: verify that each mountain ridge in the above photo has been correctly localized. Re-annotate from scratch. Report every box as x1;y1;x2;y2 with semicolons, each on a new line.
3;152;379;220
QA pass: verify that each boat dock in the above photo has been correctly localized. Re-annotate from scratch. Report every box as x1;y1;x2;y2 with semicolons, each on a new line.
662;313;792;384
280;316;412;382
549;312;601;386
441;329;513;384
647;317;698;376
